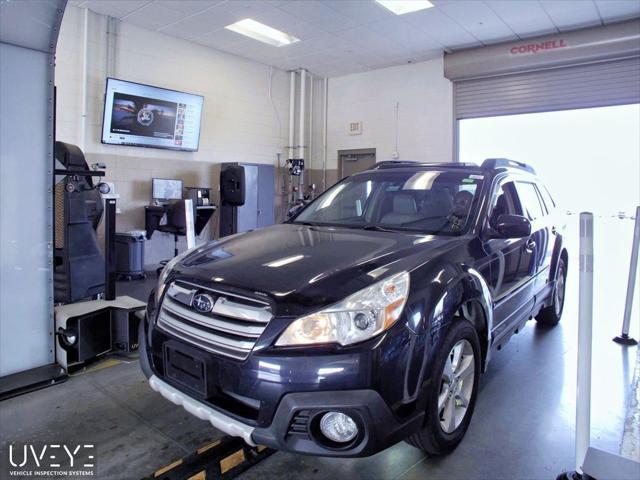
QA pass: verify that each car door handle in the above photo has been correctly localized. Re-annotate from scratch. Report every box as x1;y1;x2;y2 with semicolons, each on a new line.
526;238;536;251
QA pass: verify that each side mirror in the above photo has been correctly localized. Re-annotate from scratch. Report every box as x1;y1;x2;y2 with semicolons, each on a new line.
494;214;531;238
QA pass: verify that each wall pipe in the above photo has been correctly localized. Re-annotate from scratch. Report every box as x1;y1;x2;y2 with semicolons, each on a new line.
298;68;306;200
323;77;328;192
614;205;640;345
79;6;89;151
308;73;314;194
288;70;296;206
298;68;307;200
106;17;111;78
106;16;118;78
288;70;296;162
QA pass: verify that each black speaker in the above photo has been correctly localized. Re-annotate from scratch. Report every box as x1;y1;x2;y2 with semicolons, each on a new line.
220;165;245;206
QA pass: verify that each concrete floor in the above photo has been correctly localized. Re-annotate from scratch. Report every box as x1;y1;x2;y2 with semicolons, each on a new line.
1;216;638;479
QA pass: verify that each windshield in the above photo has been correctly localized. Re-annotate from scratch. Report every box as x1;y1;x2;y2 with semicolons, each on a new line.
293;170;483;235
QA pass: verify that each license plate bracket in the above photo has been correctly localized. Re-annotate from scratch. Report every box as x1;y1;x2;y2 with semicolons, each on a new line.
163;340;210;397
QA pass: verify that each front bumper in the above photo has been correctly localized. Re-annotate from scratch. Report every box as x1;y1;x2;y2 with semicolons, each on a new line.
139;312;426;457
250;389;423;457
148;375;257;445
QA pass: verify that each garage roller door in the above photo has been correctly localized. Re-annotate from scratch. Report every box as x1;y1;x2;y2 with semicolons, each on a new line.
455;56;640;119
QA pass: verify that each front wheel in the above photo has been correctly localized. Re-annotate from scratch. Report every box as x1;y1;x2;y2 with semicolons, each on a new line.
536;257;566;326
406;320;481;456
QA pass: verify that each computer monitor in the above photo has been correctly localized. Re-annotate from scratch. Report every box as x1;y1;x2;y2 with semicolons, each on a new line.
152;178;183;201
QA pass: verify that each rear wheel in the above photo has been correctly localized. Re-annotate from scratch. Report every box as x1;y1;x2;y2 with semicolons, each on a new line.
536;257;566;326
406;320;481;456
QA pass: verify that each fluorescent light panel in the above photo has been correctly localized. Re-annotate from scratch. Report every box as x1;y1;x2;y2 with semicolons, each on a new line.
376;0;434;15
225;19;300;47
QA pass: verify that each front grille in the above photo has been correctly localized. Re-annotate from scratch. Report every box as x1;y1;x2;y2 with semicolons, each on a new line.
157;280;272;361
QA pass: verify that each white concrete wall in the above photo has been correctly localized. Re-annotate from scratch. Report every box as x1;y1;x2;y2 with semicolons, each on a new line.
55;5;290;266
326;58;453;170
55;6;456;264
57;5;290;164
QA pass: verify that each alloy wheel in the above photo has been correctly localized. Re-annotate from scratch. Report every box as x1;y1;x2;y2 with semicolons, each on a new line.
438;339;475;434
555;265;566;316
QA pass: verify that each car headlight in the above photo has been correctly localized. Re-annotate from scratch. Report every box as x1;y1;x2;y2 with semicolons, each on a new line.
275;271;410;347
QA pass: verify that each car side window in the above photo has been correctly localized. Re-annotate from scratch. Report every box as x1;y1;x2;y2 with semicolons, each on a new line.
537;183;556;213
515;181;545;220
489;181;521;226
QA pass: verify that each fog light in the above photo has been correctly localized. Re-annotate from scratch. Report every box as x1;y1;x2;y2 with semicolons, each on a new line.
319;412;358;443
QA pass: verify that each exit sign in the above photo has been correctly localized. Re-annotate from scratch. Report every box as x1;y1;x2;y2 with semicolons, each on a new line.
349;121;363;135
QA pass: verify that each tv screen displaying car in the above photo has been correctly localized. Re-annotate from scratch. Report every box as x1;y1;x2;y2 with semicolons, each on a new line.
101;78;203;152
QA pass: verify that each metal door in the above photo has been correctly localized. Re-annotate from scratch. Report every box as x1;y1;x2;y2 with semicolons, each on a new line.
237;165;258;232
339;149;376;179
257;165;275;228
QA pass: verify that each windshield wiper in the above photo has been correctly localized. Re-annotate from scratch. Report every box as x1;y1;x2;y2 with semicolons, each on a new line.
362;224;396;232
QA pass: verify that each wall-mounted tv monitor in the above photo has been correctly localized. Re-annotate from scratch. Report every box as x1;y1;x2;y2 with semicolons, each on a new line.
101;78;203;152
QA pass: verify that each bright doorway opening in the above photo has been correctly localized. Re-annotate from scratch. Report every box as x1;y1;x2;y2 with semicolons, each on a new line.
460;105;640;453
459;104;640;216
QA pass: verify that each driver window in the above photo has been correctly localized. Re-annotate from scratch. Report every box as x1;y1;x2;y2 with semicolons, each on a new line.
489;181;521;226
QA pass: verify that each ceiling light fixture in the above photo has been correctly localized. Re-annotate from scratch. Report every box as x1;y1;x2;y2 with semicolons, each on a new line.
225;18;300;47
375;0;434;15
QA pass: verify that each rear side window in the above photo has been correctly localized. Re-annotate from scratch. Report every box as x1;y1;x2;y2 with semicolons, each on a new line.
515;181;545;220
537;183;556;212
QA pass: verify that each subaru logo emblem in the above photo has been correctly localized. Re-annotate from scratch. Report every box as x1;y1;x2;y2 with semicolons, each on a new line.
192;293;215;313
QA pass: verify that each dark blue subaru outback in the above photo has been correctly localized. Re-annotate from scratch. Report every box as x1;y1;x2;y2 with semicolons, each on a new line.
140;158;567;457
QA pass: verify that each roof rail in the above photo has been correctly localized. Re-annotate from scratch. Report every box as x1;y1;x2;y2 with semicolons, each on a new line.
481;158;536;175
423;162;480;168
373;160;421;169
373;160;479;170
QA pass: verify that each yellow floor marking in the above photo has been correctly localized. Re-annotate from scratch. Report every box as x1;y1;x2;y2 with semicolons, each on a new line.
187;471;206;480
256;445;267;453
69;358;123;377
219;449;245;474
154;458;183;477
196;440;221;455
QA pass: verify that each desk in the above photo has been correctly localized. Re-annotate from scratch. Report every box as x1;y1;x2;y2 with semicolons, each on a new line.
144;205;166;240
145;204;216;240
194;205;216;235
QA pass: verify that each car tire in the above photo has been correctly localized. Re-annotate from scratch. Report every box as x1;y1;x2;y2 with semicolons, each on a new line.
536;257;566;326
406;319;481;456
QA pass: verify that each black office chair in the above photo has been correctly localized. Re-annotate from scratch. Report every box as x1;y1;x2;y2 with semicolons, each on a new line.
156;200;194;275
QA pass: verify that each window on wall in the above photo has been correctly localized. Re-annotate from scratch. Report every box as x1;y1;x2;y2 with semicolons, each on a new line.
459;104;640;216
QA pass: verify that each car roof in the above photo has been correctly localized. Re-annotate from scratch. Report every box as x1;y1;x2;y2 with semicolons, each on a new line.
367;158;536;178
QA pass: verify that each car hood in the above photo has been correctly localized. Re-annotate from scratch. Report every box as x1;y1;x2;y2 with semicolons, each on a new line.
172;223;463;316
